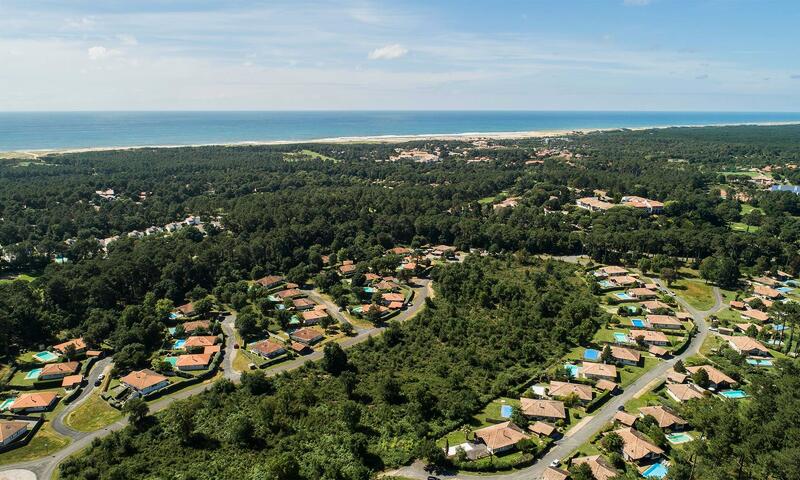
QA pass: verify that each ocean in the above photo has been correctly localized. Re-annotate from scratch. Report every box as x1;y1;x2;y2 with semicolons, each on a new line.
1;111;799;151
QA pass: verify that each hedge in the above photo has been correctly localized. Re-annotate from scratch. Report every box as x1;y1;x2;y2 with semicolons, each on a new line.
586;388;613;413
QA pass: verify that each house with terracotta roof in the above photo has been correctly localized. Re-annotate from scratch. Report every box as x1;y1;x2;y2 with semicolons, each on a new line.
730;300;746;310
666;369;688;384
62;374;84;389
381;292;405;306
290;341;312;355
183;336;219;352
571;455;619;480
613;427;664;463
250;340;287;359
121;369;170;397
375;280;400;291
292;298;316;311
641;300;671;313
389;246;412;255
597;265;629;277
577;197;616;212
175;353;213;371
648;345;669;357
754;285;783;300
666;383;707;402
275;289;304;300
727;336;770;356
174;302;197;317
612;276;640;287
339;263;357;276
10;392;59;413
181;320;211;334
301;309;329;325
686;365;737;389
741;309;769;323
255;275;285;289
610;346;641;366
646;314;683;329
613;410;638;427
474;421;530;455
529;421;557;438
629;329;670;346
519;398;566;421
290;327;324;345
752;276;780;287
639;405;687;431
621;196;664;214
0;420;29;447
39;361;79;380
595;379;618;393
627;288;658;300
548;381;593;403
53;338;87;356
580;362;617;382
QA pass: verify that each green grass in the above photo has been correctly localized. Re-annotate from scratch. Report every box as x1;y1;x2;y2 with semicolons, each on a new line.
740;204;763;215
437;397;520;447
0;273;38;284
0;423;70;466
284;149;336;162
618;356;660;388
730;222;760;233
672;278;715;310
63;392;123;432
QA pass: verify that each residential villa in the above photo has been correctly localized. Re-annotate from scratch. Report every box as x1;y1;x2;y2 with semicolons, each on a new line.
290;327;324;345
577;197;615;212
529;421;557;438
610;346;641;366
275;289;304;300
613;410;638;427
381;292;405;309
121;369;170;397
627;288;658;300
580;362;617;382
250;339;288;359
519;398;567;421
548;381;594;403
753;285;783;300
10;392;59;413
639;405;687;431
685;365;737;390
175;353;213;371
0;420;29;447
641;300;671;313
613;427;664;463
727;336;770;356
666;383;707;402
61;374;84;389
473;421;530;455
174;302;197;317
571;455;619;480
666;368;688;384
543;466;571;480
39;361;79;380
629;329;670;346
596;266;629;277
646;314;683;330
255;275;285;289
292;298;316;311
301;309;329;325
53;338;88;356
183;336;219;352
621;196;665;214
741;309;769;323
339;263;357;276
181;320;211;334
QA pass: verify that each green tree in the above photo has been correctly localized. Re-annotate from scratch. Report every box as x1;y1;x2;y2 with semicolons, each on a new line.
601;431;624;453
123;397;149;429
321;342;348;375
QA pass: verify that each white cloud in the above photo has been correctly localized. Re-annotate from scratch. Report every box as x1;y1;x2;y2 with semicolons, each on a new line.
368;44;408;60
87;46;120;60
64;16;95;29
116;34;138;46
623;0;652;6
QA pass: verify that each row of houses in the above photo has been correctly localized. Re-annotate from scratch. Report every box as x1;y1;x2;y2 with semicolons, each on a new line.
576;195;664;214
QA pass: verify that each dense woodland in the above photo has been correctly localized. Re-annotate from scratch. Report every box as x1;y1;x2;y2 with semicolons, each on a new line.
1;125;800;478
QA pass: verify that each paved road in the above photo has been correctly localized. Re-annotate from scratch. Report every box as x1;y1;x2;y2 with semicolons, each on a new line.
50;357;112;439
1;281;432;480
392;283;723;480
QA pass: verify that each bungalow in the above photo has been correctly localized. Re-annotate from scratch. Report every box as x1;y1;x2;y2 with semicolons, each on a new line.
612;276;640;287
359;304;389;316
595;379;618;393
646;314;683;330
53;338;87;356
676;312;693;321
614;427;664;463
121;369;170;397
639;405;687;431
290;327;324;345
597;265;629;277
61;374;84;389
613;410;638;427
580;362;617;382
181;320;211;334
301;309;329;325
752;276;780;287
727;336;770;356
175;353;213;371
292;298;316;311
666;369;688;384
375;280;400;291
10;392;59;413
741;309;769;323
203;345;221;355
571;455;619;480
255;275;285;289
621;196;665;214
686;365;737;389
754;285;783;300
744;296;773;308
577;197;615;212
648;345;669;357
339;263;357;276
630;329;670;346
548;381;593;403
389;246;412;255
519;398;567;421
730;300;746;310
250;340;287;359
39;361;79;380
641;300;671;313
529;421;557;438
474;421;530;455
183;336;219;352
0;420;29;447
735;322;762;334
381;292;405;306
666;383;707;402
400;262;418;272
543;467;570;480
174;302;197;317
627;288;658;300
290;341;312;355
610;346;641;366
365;272;381;282
275;289;304;300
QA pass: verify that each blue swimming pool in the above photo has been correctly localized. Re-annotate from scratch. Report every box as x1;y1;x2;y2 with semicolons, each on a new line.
24;368;42;380
614;332;630;343
777;287;793;294
363;287;377;293
719;389;747;399
164;356;178;366
642;462;669;478
0;398;16;411
500;405;513;418
168;327;177;335
584;349;601;361
772;324;788;331
33;351;59;363
746;358;773;367
598;280;615;289
667;432;693;444
169;312;178;320
631;318;646;328
615;292;634;300
172;339;186;349
564;363;580;378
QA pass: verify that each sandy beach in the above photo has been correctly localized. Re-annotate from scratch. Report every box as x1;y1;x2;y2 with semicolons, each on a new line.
2;120;799;158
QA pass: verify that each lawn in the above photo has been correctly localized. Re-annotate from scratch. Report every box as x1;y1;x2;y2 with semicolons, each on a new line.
437;397;520;447
0;273;38;284
63;392;123;432
672;278;715;311
618;356;660;388
284;149;336;162
730;222;760;233
0;423;70;466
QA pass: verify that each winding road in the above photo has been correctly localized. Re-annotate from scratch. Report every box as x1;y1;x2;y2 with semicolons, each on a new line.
391;282;723;480
1;280;432;480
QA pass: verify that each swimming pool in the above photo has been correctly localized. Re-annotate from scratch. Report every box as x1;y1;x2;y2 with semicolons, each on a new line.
169;312;179;320
33;351;59;363
642;462;669;478
746;358;773;367
500;405;513;418
168;327;177;335
564;363;580;378
772;324;788;331
777;287;793;294
172;339;186;349
164;356;178;366
584;349;601;361
0;398;16;411
615;292;634;301
613;332;630;343
719;389;747;399
630;318;646;328
598;280;615;289
25;368;42;380
667;432;694;444
363;287;377;293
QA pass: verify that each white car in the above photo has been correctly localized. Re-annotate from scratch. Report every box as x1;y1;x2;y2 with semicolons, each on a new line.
549;459;560;468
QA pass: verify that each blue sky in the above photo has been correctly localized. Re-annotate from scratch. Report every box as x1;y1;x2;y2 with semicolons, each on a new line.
1;0;798;111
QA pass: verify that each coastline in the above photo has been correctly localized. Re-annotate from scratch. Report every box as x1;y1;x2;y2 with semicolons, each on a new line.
3;120;799;157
